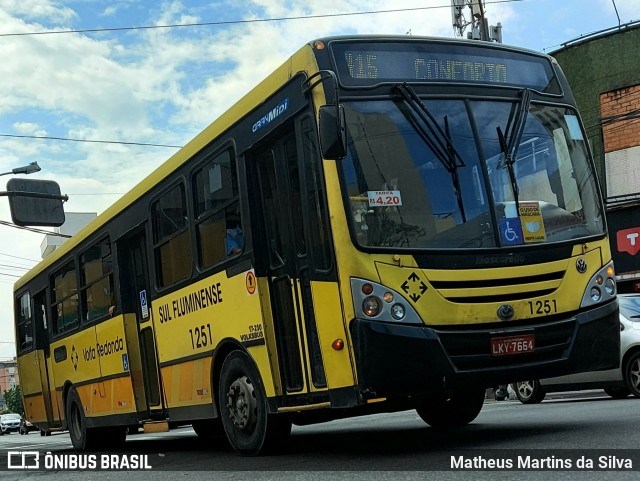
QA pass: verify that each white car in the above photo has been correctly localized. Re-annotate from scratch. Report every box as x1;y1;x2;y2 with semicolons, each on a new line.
513;293;640;403
0;413;22;434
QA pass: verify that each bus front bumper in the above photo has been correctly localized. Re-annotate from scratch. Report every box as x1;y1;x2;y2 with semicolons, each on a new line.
349;299;620;400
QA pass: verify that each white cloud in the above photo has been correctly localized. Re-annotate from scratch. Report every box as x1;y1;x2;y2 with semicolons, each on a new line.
0;0;77;23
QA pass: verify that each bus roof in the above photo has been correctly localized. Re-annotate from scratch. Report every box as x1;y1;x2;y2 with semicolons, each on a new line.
14;41;319;291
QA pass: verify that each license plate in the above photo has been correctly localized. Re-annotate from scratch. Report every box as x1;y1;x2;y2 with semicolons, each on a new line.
491;334;535;356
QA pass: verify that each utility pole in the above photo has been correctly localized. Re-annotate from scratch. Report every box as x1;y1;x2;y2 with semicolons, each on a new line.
451;0;502;43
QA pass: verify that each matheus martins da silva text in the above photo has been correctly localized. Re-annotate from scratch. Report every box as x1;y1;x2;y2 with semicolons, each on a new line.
451;455;633;470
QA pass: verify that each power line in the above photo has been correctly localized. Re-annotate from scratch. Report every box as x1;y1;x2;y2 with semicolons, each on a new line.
0;133;182;149
0;1;523;38
0;221;72;238
0;252;39;263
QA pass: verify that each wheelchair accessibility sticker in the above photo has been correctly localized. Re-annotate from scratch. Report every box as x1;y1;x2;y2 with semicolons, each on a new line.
499;218;524;246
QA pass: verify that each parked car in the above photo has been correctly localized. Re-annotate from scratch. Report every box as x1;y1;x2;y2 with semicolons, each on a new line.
0;413;23;435
19;417;37;435
513;293;640;403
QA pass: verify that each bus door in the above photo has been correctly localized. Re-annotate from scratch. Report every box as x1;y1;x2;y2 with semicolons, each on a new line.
117;227;165;419
250;119;329;401
33;290;60;426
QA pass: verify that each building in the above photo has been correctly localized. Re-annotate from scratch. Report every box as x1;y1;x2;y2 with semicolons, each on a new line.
40;212;97;259
552;21;640;291
0;359;18;409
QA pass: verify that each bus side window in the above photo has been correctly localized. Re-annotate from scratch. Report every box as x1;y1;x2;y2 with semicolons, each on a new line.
51;260;79;335
80;238;116;321
16;292;33;352
192;148;240;269
152;183;193;287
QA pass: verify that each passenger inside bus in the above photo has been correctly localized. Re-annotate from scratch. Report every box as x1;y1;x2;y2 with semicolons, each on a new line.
226;214;244;256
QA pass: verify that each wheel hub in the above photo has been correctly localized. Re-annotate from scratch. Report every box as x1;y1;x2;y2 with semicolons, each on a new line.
226;375;257;431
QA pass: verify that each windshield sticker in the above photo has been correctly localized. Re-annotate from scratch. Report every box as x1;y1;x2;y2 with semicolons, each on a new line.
564;115;584;140
518;201;546;243
367;190;402;207
499;218;524;246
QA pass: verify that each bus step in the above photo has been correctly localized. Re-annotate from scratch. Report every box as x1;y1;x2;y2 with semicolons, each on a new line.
142;421;169;433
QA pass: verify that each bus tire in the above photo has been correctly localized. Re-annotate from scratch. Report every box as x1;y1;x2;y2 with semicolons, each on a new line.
67;387;94;451
192;418;225;440
416;388;485;428
218;350;291;455
67;387;126;451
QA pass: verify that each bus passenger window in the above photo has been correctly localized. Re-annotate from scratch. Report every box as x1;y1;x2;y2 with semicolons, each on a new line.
80;238;115;321
16;292;33;352
192;148;240;268
51;260;79;335
152;183;193;287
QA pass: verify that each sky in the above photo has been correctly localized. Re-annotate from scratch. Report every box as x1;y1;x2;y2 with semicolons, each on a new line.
0;0;637;361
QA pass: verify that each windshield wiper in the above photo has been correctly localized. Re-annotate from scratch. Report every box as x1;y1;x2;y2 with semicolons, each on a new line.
393;83;467;222
496;88;533;213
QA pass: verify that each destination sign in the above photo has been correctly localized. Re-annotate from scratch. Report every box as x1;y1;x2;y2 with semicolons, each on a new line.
330;41;560;93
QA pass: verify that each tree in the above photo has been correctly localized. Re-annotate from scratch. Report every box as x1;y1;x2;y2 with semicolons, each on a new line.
4;385;24;416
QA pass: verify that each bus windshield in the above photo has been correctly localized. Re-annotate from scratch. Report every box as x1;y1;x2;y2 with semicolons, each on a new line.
340;97;604;249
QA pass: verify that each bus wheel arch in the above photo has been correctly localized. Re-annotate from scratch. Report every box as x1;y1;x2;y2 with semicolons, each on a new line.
211;339;245;414
216;349;291;455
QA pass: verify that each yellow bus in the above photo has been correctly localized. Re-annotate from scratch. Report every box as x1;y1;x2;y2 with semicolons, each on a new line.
14;35;619;455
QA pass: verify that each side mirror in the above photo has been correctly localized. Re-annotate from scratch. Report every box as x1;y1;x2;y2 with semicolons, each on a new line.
319;104;347;160
7;178;66;227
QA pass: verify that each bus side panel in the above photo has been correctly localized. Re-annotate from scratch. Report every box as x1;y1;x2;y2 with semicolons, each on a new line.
94;316;136;417
50;327;102;417
161;358;213;410
19;351;48;424
152;268;276;409
310;281;356;390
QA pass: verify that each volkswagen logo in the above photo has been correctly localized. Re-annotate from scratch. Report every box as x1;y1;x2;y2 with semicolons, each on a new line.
497;304;515;320
576;258;588;274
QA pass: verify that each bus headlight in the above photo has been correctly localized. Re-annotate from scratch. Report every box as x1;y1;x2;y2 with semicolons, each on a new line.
390;303;406;320
605;277;616;296
351;278;423;324
581;261;616;307
363;296;382;317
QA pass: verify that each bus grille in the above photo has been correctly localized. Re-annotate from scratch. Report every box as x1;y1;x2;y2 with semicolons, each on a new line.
430;270;565;303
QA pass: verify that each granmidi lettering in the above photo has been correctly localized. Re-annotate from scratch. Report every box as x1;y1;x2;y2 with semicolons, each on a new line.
251;98;289;133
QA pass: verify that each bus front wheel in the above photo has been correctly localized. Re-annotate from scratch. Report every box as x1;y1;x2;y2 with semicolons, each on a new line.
416;388;485;428
218;351;291;455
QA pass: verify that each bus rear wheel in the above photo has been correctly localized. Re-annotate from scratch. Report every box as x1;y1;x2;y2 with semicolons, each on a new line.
192;418;225;440
67;387;125;451
416;388;485;428
218;351;291;455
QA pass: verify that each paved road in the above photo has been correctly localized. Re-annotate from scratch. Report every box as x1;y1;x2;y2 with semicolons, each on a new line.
0;390;637;481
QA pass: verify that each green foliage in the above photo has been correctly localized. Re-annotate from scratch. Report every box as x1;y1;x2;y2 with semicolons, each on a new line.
3;385;24;416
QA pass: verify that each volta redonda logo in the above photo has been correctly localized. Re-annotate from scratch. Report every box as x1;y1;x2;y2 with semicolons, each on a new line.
617;227;640;255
